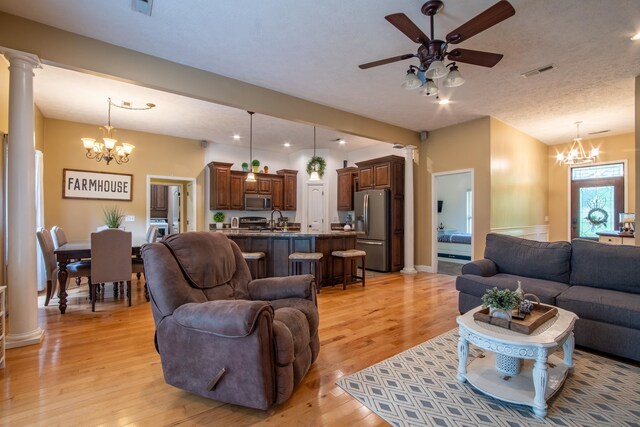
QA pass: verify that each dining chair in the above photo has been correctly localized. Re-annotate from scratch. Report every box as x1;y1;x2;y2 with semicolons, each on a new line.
51;225;86;287
36;227;91;306
90;229;133;311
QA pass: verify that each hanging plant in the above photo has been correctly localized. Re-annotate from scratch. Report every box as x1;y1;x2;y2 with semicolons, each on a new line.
306;155;326;178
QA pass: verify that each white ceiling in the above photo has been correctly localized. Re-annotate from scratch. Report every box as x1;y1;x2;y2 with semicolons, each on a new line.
1;0;639;148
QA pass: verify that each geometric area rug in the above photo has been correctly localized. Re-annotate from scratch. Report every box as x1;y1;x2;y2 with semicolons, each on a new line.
337;329;640;427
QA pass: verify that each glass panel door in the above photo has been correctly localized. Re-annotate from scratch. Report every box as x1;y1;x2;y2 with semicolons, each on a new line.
571;171;624;240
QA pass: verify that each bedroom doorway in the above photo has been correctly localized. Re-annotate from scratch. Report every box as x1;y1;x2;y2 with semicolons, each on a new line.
433;170;473;276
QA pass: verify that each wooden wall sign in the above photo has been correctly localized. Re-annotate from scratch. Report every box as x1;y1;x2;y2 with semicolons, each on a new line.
63;169;133;201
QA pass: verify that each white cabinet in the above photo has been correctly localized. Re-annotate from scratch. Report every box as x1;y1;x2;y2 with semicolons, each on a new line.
0;286;5;368
598;235;635;245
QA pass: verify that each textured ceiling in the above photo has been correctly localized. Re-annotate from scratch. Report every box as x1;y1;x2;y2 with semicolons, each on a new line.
0;0;639;147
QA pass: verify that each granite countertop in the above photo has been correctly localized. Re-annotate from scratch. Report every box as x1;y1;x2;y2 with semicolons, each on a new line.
596;230;635;237
216;229;357;237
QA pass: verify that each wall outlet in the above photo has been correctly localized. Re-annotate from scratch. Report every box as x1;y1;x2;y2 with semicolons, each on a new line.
125;215;135;222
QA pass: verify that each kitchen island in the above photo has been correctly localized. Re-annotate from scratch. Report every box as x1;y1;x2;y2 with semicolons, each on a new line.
218;229;357;286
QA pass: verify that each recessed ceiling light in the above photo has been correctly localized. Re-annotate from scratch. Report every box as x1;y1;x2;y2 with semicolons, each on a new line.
338;139;346;145
631;32;640;41
283;142;291;148
232;134;240;140
438;99;450;105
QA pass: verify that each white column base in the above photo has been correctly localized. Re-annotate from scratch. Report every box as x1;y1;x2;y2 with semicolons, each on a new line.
400;267;417;274
6;327;45;349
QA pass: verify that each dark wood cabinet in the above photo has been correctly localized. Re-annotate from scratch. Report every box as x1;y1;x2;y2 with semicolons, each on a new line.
208;161;233;210
230;171;245;210
278;169;298;211
355;155;405;272
208;165;297;211
271;177;283;210
336;167;358;211
150;184;168;218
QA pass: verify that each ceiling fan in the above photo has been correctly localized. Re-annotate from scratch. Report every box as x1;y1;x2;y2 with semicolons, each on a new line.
359;0;515;95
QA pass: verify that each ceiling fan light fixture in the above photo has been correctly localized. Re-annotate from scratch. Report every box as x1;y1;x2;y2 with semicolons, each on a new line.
425;60;448;79
401;68;422;90
443;65;465;87
421;79;438;96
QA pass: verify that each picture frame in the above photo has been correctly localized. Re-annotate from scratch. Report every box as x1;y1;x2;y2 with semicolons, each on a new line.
63;168;133;201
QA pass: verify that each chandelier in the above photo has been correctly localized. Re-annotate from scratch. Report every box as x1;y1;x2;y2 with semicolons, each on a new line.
556;121;599;165
82;98;155;165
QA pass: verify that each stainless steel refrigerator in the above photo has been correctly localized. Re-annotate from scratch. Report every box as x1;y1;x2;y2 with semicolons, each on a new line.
354;189;390;272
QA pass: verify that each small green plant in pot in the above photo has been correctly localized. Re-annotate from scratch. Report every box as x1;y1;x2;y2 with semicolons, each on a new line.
213;211;225;229
251;159;260;173
481;287;521;320
103;206;125;229
241;162;249;172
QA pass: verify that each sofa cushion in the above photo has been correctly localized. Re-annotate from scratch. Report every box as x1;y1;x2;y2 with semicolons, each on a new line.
570;239;640;294
274;307;310;356
484;234;572;283
456;273;570;305
557;286;640;330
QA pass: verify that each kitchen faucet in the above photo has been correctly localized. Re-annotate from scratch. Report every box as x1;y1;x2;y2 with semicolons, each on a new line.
270;209;283;231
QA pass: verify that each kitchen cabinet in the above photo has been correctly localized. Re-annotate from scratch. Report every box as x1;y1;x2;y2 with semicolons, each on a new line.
355;155;405;272
257;177;272;195
230;171;245;210
278;169;298;211
150;184;168;218
208;161;233;210
271;177;283;210
336;166;358;211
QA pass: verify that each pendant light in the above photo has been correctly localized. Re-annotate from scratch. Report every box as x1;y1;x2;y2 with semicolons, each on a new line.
309;126;320;181
246;111;256;182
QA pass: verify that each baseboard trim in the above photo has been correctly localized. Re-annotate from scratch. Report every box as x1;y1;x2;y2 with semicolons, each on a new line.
415;265;433;273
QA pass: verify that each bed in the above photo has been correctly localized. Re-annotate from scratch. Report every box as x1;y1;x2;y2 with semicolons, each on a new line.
437;232;472;264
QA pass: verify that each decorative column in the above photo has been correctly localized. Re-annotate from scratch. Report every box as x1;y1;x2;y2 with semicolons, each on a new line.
401;145;417;274
1;48;44;348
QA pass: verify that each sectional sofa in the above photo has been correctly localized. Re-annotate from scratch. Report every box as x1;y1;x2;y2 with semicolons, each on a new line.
456;233;640;361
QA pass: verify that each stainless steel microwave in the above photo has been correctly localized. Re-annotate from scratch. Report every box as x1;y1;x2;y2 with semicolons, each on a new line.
245;194;272;211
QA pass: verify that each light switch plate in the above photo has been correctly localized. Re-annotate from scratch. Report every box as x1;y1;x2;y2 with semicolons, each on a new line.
125;215;135;222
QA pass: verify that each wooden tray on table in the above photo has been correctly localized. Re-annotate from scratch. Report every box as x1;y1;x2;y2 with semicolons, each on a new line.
473;304;558;335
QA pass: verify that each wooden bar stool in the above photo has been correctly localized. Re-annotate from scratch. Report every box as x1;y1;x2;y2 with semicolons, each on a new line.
331;249;366;290
288;252;323;293
242;252;266;279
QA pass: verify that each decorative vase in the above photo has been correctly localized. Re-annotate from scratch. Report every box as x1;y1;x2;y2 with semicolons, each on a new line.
242;164;248;172
253;165;258;173
215;222;223;229
264;166;269;174
343;224;351;231
490;307;513;321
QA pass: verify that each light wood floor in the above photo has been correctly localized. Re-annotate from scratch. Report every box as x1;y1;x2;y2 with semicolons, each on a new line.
1;272;459;426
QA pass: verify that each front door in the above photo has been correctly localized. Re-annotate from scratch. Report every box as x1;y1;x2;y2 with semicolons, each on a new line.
570;163;624;239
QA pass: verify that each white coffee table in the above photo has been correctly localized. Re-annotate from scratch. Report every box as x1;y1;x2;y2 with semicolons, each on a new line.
456;305;578;418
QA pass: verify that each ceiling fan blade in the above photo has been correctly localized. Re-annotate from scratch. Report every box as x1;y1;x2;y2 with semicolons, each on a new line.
446;1;515;44
359;54;416;69
447;48;503;67
385;13;430;44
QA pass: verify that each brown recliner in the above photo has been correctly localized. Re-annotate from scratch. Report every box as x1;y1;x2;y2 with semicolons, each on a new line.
141;232;319;410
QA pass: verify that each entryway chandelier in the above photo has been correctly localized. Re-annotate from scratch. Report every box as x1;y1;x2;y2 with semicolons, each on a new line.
82;98;155;165
556;121;599;165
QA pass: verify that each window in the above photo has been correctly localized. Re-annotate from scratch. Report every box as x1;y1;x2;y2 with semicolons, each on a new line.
466;190;473;234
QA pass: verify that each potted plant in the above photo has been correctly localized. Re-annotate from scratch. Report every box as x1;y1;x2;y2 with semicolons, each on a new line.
306;155;326;179
481;287;521;321
251;159;260;173
263;165;269;174
213;211;225;229
241;162;249;172
103;206;125;229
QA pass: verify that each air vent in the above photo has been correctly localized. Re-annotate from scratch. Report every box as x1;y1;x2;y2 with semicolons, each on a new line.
132;0;153;16
521;63;557;78
588;129;610;135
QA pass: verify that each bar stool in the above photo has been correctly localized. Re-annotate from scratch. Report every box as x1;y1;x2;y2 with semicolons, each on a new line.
331;249;366;290
289;252;323;293
242;252;266;279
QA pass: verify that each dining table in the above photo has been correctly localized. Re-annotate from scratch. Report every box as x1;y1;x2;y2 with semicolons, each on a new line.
54;238;147;314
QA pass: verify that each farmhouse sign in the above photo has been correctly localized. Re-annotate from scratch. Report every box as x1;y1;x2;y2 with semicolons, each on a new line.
63;169;133;201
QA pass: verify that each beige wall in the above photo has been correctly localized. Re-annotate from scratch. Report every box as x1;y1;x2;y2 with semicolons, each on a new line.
490;117;548;228
417;117;491;265
548;132;636;241
43;118;205;240
34;104;43;151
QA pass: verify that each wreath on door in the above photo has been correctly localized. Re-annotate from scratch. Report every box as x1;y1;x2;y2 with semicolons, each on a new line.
306;155;326;178
585;207;608;228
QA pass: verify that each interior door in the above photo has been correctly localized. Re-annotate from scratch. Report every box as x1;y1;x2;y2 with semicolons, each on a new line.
306;184;324;232
186;182;195;231
571;168;624;239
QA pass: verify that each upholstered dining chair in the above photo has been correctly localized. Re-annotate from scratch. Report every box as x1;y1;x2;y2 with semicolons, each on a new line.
141;232;319;410
51;225;86;287
36;228;91;306
133;225;158;299
90;229;132;312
